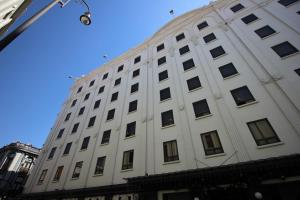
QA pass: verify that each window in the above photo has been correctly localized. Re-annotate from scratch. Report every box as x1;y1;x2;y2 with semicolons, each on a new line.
78;106;85;116
126;121;136;137
186;76;201;91
231;86;255;106
122;150;134;170
219;63;238;78
203;33;216;43
111;92;118;102
295;68;300;76
72;161;83;179
114;78;121;86
134;56;141;64
63;142;72;155
84;93;90;101
271;41;299;58
71;123;79;133
230;3;245;12
81;136;90;150
71;99;77;107
94;156;106;175
176;33;185;41
157;43;165;52
241;14;258;24
159;70;168;81
132;69;140;78
128;100;138;113
131;83;139;93
53;166;64;182
103;73;108;80
161;110;174;127
158;56;166;66
183;58;195;71
193;99;211;118
179;45;190;55
77;86;82;93
87;116;96;128
201;131;224;156
38;169;47;184
101;130;111;144
65;113;71;121
160;87;171;101
57;129;64;139
107;109;115;121
3;10;13;20
247;118;280;146
98;86;105;94
210;46;226;58
278;0;298;6
94;99;101;109
89;80;95;87
48;147;57;159
255;25;276;39
118;65;124;72
163;140;179;162
197;21;208;30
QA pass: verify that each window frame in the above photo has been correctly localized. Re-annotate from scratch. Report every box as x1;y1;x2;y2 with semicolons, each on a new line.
161;110;175;127
160;87;171;102
122;150;134;170
128;100;138;113
201;130;224;156
53;166;64;182
271;41;299;58
101;130;111;144
94;156;106;175
186;76;201;91
192;99;211;118
107;109;115;121
81;136;90;150
72;161;83;179
163;140;179;162
230;86;256;106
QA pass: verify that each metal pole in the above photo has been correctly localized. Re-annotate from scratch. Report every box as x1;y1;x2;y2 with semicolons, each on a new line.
0;0;61;52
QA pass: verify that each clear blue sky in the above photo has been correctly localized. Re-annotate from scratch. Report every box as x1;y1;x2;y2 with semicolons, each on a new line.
0;0;208;148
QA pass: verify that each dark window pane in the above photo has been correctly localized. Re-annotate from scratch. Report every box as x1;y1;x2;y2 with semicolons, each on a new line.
89;80;95;87
53;166;64;181
38;169;48;184
77;86;82;93
192;99;211;118
122;150;134;170
230;3;245;12
271;41;299;57
203;33;216;43
84;93;90;101
57;129;64;139
158;56;166;66
107;109;115;121
118;65;124;72
160;87;171;101
71;123;79;133
163;140;179;162
183;58;195;71
101;130;111;144
103;73;108;80
179;45;190;55
219;63;238;78
94;99;101;109
255;25;276;38
161;110;174;127
159;70;168;81
278;0;298;6
295;68;300;76
176;33;185;41
241;14;258;24
114;78;121;86
128;100;138;113
131;83;139;93
71;99;77;107
78;107;85;116
98;86;105;94
63;142;72;155
201;131;224;156
210;46;226;58
134;56;141;64
88;116;96;128
111;92;118;102
81;136;90;150
72;161;83;179
231;86;255;106
157;43;165;52
48;147;57;159
197;21;208;30
65;113;71;121
126;121;136;137
187;76;201;91
133;69;140;78
94;157;106;175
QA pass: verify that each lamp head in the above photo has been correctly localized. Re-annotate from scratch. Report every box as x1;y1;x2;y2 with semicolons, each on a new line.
80;12;91;25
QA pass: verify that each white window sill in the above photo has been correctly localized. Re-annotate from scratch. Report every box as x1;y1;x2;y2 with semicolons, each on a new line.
161;124;175;129
93;173;104;177
204;152;226;159
79;149;87;152
130;91;138;95
158;62;167;67
195;113;213;120
106;118;114;122
71;177;79;181
163;160;180;165
128;110;137;114
160;98;172;103
62;154;69;157
260;32;278;40
236;100;258;108
223;73;239;80
245;18;260;25
188;86;202;93
180;51;190;56
100;143;109;146
204;38;217;44
183;66;196;73
159;77;169;83
280;51;299;60
213;53;227;60
121;168;133;173
125;135;135;140
257;142;284;149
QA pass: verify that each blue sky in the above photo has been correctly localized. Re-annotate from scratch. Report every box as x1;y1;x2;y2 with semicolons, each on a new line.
0;0;208;148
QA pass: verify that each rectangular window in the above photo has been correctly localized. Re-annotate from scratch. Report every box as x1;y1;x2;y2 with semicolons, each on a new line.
186;76;201;91
63;142;72;155
128;100;138;113
197;21;208;30
192;99;211;118
53;166;64;182
89;80;95;87
71;99;77;107
210;46;226;58
271;41;299;58
278;0;298;6
114;78;121;86
134;56;141;64
81;136;90;150
101;130;111;144
126;121;136;138
176;33;185;41
158;56;166;66
201;131;224;156
107;109;115;120
103;73;108;80
111;92;118;102
65;113;71;121
133;69;140;78
38;169;48;184
183;58;195;71
57;129;64;139
77;86;82;93
159;70;168;81
71;123;79;133
231;86;256;106
87;116;96;128
94;99;101;109
98;86;105;94
48;147;57;159
179;45;190;55
230;3;245;12
72;161;83;179
84;93;90;101
78;106;85;116
94;156;106;175
157;43;165;52
118;65;124;72
160;87;171;101
163;140;179;162
161;110;174;127
203;33;216;43
241;14;258;24
295;68;300;76
255;25;276;39
219;63;238;78
122;150;134;170
131;83;139;93
247;118;280;146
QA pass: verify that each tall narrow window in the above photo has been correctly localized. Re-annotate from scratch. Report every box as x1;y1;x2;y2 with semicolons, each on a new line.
186;76;201;91
203;33;216;43
179;45;190;55
247;118;280;146
132;69;140;78
255;25;276;39
77;86;82;93
134;56;141;64
230;3;245;12
122;150;134;170
197;21;208;30
114;78;121;86
103;73;108;80
87;116;96;128
53;166;64;182
131;83;139;93
63;142;72;155
271;41;299;58
57;129;64;139
81;137;90;150
107;109;115;120
118;65;124;72
161;110;174;127
38;169;48;184
192;99;211;118
163;140;179;162
71;99;77;107
241;14;258;24
128;100;138;113
65;113;71;121
71;123;79;133
182;58;195;71
94;99;101;109
160;87;171;101
176;33;185;41
98;86;105;94
111;92;118;102
89;80;95;87
157;56;166;66
210;46;226;58
78;106;85;116
101;130;111;144
72;161;83;179
94;156;106;175
219;63;238;78
231;86;255;106
48;147;57;159
126;121;136;138
278;0;298;6
157;43;165;52
84;93;90;101
201;131;224;156
159;70;168;81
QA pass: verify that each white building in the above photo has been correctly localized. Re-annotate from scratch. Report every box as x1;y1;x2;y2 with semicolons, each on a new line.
23;0;300;199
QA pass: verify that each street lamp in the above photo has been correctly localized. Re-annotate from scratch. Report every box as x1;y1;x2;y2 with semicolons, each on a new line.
0;0;91;52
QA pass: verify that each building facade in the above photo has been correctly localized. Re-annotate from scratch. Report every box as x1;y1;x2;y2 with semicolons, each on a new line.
23;0;300;199
0;142;40;198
